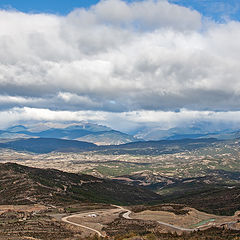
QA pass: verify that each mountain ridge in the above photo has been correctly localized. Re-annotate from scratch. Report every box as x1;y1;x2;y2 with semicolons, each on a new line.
0;162;161;206
0;123;138;145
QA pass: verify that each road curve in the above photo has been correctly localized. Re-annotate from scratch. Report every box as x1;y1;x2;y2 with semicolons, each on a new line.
111;205;132;219
113;205;196;231
62;205;224;236
113;205;212;232
62;215;104;237
122;211;132;219
61;205;131;237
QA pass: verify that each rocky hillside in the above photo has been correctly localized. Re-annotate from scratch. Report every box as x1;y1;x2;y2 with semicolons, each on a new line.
0;162;161;206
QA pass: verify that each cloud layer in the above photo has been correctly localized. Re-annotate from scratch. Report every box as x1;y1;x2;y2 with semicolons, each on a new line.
0;0;240;130
1;107;240;133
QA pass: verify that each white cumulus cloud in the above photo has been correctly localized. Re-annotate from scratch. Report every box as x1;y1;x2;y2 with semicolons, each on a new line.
0;0;239;129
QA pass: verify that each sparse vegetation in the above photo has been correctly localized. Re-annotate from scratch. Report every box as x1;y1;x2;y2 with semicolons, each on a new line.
0;138;239;239
131;204;189;215
0;162;161;206
0;210;81;239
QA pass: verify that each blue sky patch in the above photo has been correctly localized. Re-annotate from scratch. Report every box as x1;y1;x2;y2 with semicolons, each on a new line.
169;0;240;22
0;0;239;22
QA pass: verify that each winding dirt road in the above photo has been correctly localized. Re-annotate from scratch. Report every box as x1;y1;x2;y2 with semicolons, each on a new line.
116;206;197;231
156;220;197;232
62;214;104;237
61;205;238;236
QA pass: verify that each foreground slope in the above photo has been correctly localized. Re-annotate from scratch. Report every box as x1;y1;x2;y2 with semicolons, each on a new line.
162;184;240;216
117;170;240;215
0;162;161;206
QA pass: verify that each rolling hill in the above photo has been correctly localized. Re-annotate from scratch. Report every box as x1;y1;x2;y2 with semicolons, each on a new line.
0;137;220;154
0;136;223;154
0;138;97;154
100;138;220;155
0;162;161;206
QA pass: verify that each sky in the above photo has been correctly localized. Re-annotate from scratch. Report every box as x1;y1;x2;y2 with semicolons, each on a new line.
1;0;240;20
0;0;240;132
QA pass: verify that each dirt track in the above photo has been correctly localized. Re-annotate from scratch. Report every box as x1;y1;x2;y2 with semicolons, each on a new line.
61;206;240;237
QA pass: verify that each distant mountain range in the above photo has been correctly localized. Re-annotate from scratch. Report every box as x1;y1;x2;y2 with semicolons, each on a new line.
0;123;138;145
132;122;240;141
1;121;240;148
